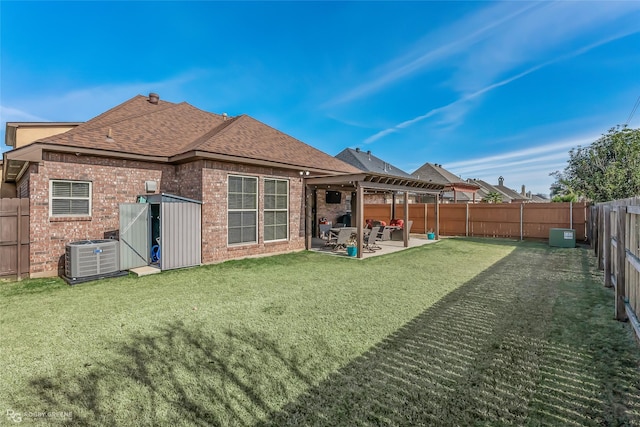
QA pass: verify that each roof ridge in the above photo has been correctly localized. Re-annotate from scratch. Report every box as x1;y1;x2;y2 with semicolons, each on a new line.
176;114;243;153
80;98;180;132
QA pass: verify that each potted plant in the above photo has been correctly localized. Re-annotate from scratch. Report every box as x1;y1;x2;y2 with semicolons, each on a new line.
427;229;435;240
346;234;358;256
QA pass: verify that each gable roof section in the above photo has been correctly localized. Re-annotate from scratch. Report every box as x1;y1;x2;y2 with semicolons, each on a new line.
412;163;480;192
495;183;529;201
335;148;412;178
470;179;515;202
31;94;359;174
182;115;358;173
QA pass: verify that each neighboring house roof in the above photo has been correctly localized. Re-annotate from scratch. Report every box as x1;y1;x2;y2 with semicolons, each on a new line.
494;177;529;201
468;179;513;203
411;163;479;202
26;94;359;175
335;148;413;178
412;163;479;189
531;194;550;203
5;122;82;149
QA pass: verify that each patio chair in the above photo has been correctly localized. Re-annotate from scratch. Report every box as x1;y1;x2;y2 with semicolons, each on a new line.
391;220;413;241
332;228;353;251
319;223;332;239
378;226;393;241
363;226;382;252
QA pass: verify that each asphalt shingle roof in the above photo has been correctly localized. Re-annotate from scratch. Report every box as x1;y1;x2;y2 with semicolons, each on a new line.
335;148;413;178
411;163;466;184
39;95;360;174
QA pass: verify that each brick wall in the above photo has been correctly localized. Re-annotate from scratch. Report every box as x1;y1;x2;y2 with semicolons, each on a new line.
26;154;307;277
199;160;305;264
316;189;352;226
27;153;176;277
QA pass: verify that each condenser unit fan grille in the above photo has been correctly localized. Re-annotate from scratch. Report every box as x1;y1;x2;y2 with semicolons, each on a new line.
65;239;119;278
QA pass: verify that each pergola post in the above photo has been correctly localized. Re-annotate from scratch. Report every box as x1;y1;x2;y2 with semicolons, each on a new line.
356;183;364;259
435;193;440;239
305;184;312;250
403;191;409;247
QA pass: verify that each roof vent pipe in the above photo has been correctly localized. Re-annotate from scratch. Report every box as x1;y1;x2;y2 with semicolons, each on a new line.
148;93;159;104
355;147;360;152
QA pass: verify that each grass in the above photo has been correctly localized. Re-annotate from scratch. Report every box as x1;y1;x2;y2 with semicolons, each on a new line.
1;238;639;425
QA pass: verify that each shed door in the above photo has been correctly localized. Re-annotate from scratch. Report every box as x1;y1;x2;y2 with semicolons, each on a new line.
119;203;149;270
161;202;202;270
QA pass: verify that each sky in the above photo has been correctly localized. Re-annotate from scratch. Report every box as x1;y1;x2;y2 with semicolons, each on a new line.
1;1;640;197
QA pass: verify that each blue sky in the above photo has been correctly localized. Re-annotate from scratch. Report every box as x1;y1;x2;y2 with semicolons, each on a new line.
2;1;640;196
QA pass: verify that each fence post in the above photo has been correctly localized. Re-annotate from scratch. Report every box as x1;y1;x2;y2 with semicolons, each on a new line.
599;205;605;270
615;206;627;321
570;202;573;230
466;203;469;237
604;205;611;288
17;200;22;281
592;206;599;254
519;203;523;241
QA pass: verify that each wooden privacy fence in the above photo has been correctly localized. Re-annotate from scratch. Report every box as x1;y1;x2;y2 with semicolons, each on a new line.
364;202;588;240
0;198;30;279
592;197;640;342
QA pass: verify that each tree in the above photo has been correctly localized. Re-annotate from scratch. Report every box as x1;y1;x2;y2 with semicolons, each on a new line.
482;191;503;203
550;126;640;202
549;171;578;203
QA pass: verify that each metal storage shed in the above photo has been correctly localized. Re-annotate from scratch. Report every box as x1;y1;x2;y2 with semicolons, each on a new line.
119;193;202;271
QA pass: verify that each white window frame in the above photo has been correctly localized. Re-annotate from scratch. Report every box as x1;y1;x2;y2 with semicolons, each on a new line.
263;178;289;242
49;180;92;217
227;175;258;245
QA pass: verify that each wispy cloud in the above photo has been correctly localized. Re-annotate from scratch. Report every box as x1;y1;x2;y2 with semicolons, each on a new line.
0;106;49;122
442;133;602;195
445;136;592;172
363;28;639;145
325;2;541;107
1;71;206;125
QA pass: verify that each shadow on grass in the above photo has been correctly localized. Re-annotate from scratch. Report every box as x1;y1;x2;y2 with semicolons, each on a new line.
23;322;327;426
260;245;640;426
16;244;640;426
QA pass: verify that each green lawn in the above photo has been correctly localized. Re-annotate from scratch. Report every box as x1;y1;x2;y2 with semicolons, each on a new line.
1;239;639;426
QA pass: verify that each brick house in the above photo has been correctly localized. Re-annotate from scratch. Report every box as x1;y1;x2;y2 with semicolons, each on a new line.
2;93;360;277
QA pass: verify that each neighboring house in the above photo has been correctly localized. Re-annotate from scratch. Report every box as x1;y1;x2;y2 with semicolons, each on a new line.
466;179;508;202
494;176;530;203
2;93;361;277
530;193;550;203
412;163;480;203
335;148;414;205
336;148;413;178
1;122;82;197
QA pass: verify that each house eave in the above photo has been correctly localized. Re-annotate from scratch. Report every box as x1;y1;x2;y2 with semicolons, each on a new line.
170;150;355;175
3;143;169;182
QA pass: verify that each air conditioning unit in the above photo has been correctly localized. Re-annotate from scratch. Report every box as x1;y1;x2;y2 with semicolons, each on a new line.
65;239;120;279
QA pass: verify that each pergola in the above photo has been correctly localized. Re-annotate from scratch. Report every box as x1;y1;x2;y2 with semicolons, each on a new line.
304;172;446;259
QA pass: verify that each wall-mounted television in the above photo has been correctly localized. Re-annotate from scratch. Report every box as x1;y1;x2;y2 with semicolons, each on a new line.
325;191;341;204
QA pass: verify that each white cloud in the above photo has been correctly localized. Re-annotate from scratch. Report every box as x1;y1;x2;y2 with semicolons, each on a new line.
326;2;541;107
1;71;206;124
0;105;50;122
442;133;605;196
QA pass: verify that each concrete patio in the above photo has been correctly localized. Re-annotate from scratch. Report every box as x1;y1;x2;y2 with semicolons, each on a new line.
310;234;439;259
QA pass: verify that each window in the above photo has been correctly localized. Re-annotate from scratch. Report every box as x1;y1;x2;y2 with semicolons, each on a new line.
50;180;92;216
264;179;288;241
228;175;257;245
